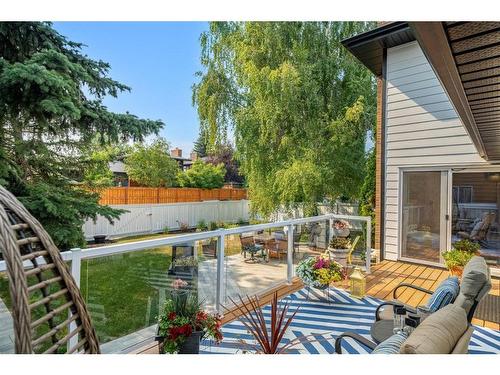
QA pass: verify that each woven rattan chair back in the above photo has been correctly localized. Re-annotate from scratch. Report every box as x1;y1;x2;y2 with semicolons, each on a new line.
0;186;100;353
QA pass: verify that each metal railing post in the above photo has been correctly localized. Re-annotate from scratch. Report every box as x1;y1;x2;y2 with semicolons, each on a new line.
216;232;225;314
365;217;371;274
68;248;81;352
287;224;294;284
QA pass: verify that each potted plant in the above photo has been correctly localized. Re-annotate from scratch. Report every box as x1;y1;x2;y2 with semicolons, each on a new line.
442;239;479;277
328;237;352;267
156;279;223;354
331;219;350;238
296;254;343;289
452;239;481;255
226;292;320;354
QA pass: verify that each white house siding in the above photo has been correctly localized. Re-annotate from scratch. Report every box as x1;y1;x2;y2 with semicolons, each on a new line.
383;41;488;261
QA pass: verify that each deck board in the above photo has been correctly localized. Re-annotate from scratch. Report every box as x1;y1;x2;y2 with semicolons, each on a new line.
135;260;499;354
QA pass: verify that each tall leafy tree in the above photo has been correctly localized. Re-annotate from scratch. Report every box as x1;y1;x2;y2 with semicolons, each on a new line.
193;22;376;216
0;22;164;249
124;139;179;187
205;144;243;184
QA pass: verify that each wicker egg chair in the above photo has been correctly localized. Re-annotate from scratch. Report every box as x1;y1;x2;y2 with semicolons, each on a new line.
0;186;100;354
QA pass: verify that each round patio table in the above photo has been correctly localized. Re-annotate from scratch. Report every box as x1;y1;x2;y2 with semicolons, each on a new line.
370;319;395;344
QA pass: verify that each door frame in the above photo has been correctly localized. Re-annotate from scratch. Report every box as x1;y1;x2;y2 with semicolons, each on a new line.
398;167;452;267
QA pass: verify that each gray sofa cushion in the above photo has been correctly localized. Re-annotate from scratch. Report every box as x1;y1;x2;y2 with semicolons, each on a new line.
400;305;468;354
453;256;491;315
372;331;409;354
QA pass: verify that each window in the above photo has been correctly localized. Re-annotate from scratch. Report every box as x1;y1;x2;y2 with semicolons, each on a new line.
452;186;473;203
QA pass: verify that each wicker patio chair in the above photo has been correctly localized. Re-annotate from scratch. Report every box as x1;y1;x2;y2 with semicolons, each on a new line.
0;186;100;354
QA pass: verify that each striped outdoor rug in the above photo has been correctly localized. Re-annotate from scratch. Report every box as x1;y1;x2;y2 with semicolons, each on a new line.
200;287;500;354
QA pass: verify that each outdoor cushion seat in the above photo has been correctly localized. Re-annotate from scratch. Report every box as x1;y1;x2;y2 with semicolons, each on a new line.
452;256;492;321
423;276;460;313
375;276;460;321
371;331;408;354
400;305;469;354
335;305;473;354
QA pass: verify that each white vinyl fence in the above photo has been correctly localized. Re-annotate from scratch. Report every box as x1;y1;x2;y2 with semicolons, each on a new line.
83;200;250;239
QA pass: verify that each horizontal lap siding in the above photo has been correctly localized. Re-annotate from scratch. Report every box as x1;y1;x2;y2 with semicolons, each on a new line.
383;41;487;261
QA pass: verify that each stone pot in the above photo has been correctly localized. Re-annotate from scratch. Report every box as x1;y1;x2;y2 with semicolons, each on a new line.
328;247;350;268
156;327;203;354
332;228;350;238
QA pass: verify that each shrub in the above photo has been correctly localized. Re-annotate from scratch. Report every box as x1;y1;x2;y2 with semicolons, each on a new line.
177;160;226;189
236;218;246;225
329;237;351;249
216;220;227;229
196;219;208;231
208;221;218;231
452;239;480;254
163;226;170;234
124;138;179;187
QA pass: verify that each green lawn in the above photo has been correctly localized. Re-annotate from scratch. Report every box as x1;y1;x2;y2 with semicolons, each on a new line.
0;231;246;350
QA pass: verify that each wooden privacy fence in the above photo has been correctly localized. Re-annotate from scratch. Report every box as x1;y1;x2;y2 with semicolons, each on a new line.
99;187;248;205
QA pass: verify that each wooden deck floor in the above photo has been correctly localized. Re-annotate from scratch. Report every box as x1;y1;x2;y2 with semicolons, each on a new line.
135;260;499;354
362;260;499;330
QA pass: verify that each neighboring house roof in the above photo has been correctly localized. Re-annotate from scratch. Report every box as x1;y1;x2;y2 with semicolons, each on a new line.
343;21;500;163
109;160;126;173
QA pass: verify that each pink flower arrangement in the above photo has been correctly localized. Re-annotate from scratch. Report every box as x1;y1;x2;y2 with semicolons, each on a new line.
313;257;331;269
333;220;347;230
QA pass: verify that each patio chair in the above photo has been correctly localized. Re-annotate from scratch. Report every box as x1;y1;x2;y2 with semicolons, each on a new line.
335;304;473;354
268;238;288;261
346;235;361;265
457;212;496;243
374;256;491;323
239;234;264;262
201;239;217;258
0;186;100;353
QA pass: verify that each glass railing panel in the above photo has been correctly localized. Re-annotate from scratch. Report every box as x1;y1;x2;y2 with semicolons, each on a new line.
81;241;206;353
0;270;15;354
222;226;288;308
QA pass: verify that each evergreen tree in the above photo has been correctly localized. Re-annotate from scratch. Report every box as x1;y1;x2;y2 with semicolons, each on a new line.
0;22;163;249
192;129;208;158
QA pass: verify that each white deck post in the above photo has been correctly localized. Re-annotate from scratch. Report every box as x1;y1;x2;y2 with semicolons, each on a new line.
68;248;81;352
216;232;225;314
287;224;294;284
365;217;371;274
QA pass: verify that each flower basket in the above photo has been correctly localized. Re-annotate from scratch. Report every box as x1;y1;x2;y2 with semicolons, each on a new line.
296;255;343;289
331;220;350;238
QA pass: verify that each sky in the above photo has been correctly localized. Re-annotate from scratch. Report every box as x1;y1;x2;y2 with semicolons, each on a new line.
53;22;209;155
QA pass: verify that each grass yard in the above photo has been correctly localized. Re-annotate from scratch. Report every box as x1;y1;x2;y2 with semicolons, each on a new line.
0;231;247;349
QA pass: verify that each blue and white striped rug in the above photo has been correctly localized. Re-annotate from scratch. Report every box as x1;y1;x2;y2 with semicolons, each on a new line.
200;287;500;354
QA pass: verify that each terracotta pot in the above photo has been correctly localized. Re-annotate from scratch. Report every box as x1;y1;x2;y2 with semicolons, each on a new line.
449;266;464;277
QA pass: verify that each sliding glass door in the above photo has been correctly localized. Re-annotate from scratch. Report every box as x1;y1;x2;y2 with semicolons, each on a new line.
401;171;449;264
